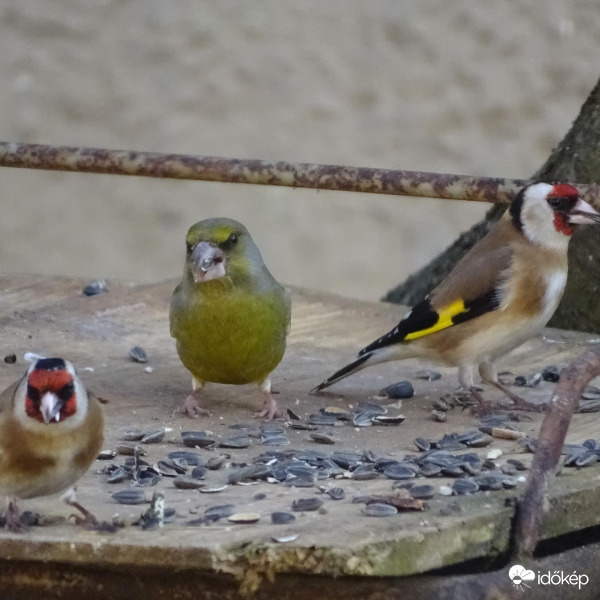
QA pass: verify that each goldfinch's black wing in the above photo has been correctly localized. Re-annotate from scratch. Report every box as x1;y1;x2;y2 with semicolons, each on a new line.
359;229;516;356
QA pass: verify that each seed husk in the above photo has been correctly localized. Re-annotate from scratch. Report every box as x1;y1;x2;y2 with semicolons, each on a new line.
310;432;335;445
378;381;414;400
128;346;148;363
174;476;205;490
141;429;165;444
364;503;398;517
82;279;107;296
168;451;204;467
271;511;296;524
204;504;236;521
292;498;323;512
228;512;260;524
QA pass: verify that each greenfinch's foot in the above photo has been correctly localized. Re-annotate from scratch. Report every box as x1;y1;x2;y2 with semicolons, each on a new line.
175;392;211;418
254;392;282;420
468;386;494;417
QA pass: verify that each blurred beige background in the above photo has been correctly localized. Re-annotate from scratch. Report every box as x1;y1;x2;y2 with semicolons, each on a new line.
0;1;598;300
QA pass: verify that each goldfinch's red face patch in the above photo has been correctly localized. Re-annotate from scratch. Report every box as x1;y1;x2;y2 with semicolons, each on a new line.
25;359;77;423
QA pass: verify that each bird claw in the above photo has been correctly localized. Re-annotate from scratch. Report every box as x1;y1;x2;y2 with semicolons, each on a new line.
254;395;282;420
3;501;26;533
175;393;211;419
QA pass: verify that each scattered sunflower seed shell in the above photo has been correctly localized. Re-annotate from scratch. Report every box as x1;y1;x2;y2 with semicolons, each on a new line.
292;498;323;512
228;512;260;524
271;511;296;525
364;503;398;517
377;381;414;400
82;279;107;296
141;429;165;444
128;346;148;363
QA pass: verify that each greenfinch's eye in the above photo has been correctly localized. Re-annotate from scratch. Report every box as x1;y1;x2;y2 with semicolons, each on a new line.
221;232;238;250
228;233;237;244
186;241;193;254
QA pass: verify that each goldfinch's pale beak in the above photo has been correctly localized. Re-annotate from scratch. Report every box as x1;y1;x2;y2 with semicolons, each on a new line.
191;242;226;283
40;392;63;423
569;199;600;224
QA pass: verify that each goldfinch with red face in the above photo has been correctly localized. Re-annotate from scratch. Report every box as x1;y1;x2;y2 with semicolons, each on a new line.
0;358;103;530
315;183;600;411
170;218;291;419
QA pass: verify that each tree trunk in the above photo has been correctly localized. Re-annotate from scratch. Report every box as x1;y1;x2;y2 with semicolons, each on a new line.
384;75;600;332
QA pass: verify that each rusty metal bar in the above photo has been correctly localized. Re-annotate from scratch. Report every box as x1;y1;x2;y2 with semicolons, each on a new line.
1;141;599;205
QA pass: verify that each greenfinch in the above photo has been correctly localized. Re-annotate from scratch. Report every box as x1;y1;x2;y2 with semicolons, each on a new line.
170;218;291;419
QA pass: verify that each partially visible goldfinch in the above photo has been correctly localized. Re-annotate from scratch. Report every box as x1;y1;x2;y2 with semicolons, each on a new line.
0;358;104;531
170;218;291;419
315;183;600;412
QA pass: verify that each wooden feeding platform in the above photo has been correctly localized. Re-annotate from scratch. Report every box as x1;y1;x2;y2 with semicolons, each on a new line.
1;273;600;599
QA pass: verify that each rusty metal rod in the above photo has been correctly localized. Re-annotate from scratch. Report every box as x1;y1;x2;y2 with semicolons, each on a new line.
0;140;588;205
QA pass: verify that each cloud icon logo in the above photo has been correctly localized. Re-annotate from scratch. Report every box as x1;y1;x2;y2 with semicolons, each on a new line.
509;564;536;587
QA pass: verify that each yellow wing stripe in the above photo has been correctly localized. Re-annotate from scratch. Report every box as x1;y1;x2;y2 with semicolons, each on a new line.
404;299;466;341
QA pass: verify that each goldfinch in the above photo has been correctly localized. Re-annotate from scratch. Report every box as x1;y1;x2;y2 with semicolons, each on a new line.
315;183;600;411
170;218;291;419
0;358;104;530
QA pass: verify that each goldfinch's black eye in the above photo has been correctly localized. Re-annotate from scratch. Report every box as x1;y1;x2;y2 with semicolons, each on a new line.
57;381;74;402
27;384;40;403
547;196;574;211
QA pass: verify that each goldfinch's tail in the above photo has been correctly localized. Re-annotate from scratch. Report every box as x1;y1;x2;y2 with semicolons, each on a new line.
312;352;376;392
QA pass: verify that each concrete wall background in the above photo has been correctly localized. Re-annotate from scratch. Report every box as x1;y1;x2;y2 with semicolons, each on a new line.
0;1;598;300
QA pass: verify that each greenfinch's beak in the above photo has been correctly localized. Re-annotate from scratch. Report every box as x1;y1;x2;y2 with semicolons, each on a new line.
569;198;600;224
40;391;64;423
191;242;226;282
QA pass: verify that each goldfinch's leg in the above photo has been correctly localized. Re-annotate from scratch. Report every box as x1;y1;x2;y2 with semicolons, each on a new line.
4;498;23;532
176;377;210;418
62;487;99;529
459;365;493;414
479;362;545;413
255;378;282;420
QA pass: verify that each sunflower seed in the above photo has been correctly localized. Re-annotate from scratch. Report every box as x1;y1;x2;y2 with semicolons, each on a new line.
3;354;16;364
506;458;528;471
141;429;165;444
310;432;335;445
174;476;205;489
414;437;431;452
204;504;236;521
271;511;296;524
168;451;204;467
416;370;441;381
200;485;228;493
291;498;323;512
285;476;316;488
128;346;148;363
180;431;216;449
219;435;251;449
325;487;345;500
261;435;290;447
228;512;260;524
410;485;435;500
542;366;560;383
452;479;479;495
290;423;318;431
364;503;397;517
309;413;341;426
320;406;351;419
272;533;299;543
378;381;414;399
112;489;147;505
107;466;129;484
514;373;542;387
383;464;416;480
372;414;406;426
116;444;144;457
419;463;442;477
97;449;117;460
121;430;145;442
352;411;374;427
82;279;107;296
